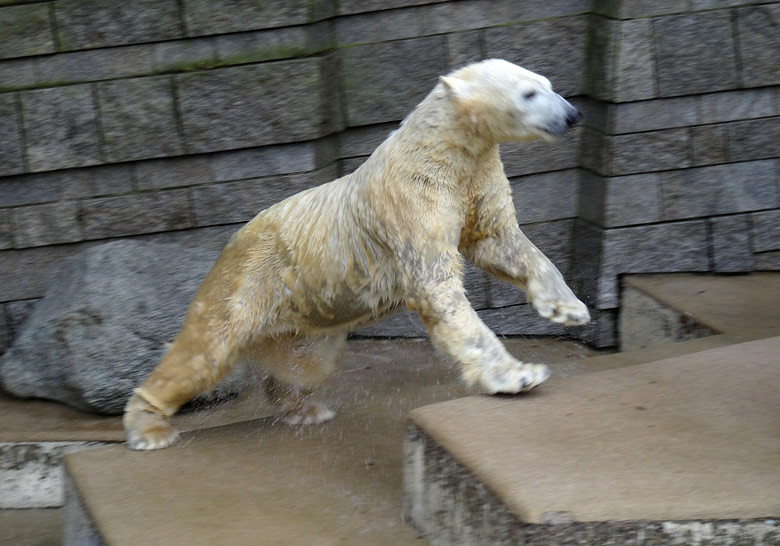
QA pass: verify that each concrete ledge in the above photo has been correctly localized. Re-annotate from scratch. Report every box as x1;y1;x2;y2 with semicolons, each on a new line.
0;441;111;508
404;424;780;546
404;337;780;544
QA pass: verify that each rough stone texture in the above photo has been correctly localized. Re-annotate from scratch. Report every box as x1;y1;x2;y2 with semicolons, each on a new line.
55;0;182;50
214;27;311;66
81;190;193;240
0;209;11;250
37;45;157;87
710;214;755;273
133;156;212;191
620;285;716;351
404;423;780;546
609;129;690;175
736;5;780;87
597;221;710;308
0;3;54;60
660;161;779;221
182;0;309;37
208;142;321;182
654;11;738;97
12;201;82;248
0;442;106;508
727;118;780;163
698;88;778;125
510;170;579;224
0;240;245;414
340;36;447;126
177;60;327;153
611;97;696;134
601;174;662;227
691;125;729;166
752;210;780;253
97;76;183;163
483;16;588;97
611;18;657;102
21;85;101;172
0;92;24;176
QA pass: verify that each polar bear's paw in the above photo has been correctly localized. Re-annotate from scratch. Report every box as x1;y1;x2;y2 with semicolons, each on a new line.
124;410;180;451
533;295;590;326
476;362;550;394
281;402;335;426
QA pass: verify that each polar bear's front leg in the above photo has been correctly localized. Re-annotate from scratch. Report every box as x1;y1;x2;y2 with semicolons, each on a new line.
412;277;550;394
467;227;590;327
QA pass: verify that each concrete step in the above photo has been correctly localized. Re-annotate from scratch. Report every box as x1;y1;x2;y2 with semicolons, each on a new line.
620;273;780;350
52;338;599;546
404;336;780;545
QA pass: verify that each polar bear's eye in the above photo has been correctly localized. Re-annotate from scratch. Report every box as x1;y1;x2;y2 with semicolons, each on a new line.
523;91;537;100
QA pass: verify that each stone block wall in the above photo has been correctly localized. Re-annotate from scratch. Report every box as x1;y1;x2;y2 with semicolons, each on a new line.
0;0;777;350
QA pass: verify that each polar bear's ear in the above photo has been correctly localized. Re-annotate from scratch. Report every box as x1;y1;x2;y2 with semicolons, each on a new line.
440;76;472;101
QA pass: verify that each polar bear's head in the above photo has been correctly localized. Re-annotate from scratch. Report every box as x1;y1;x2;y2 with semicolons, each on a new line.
440;59;581;143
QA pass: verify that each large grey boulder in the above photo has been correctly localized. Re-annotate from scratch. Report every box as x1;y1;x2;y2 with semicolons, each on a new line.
0;240;246;414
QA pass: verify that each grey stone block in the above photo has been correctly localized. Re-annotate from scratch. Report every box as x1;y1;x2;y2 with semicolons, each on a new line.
190;172;324;227
336;0;440;16
215;27;311;65
689;0;747;9
510;170;579;224
21;85;101;172
710;214;754;273
661;161;778;220
97;76;183;162
462;261;490;310
727;117;780;163
500;127;580;178
0;244;87;302
338;123;399;157
698;88;777;125
340;36;447;126
335;6;425;45
0;92;24;176
81;190;193;239
603;173;662;227
154;38;216;73
0;4;54;60
134;156;212;191
736;5;780;87
579;127;610;175
477;304;565;337
37;45;156;86
55;0;182;50
0;240;245;413
0;304;9;355
654;12;737;97
446;31;482;69
0;173;61;207
577;171;606;226
0;57;38;91
483;16;588;97
597;221;710;308
0;209;11;250
613;18;658;102
352;309;426;338
609;128;690;176
12;201;82;248
338;156;367;176
584;16;616;101
209;141;321;182
619;0;688;18
752;209;780;252
611;96;696;134
691;124;729;167
182;0;308;37
177;59;327;153
756;250;780;270
520;219;575;279
60;164;135;199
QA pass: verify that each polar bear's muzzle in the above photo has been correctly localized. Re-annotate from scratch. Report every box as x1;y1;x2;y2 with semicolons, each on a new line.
541;97;582;137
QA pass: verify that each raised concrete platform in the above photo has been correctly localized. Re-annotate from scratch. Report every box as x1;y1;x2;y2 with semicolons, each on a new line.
50;338;597;545
404;336;780;545
620;273;780;350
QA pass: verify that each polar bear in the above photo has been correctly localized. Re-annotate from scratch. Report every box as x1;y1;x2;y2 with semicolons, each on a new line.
123;59;589;450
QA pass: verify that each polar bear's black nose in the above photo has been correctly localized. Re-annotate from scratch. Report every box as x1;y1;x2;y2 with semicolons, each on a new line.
566;109;582;128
